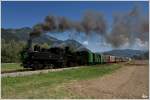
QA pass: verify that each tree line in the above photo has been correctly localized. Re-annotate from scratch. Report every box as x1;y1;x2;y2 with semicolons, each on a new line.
1;39;49;63
132;52;149;60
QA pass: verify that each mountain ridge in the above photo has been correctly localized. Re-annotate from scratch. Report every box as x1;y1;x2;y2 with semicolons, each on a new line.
102;49;147;58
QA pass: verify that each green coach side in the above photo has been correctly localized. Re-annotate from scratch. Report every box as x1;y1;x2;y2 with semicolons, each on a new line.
101;54;105;64
88;52;94;65
100;54;102;64
94;53;102;64
97;54;99;64
98;54;101;64
95;53;100;64
94;53;96;64
96;54;98;64
93;53;96;64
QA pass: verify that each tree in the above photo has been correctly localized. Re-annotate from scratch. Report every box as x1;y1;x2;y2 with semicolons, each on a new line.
1;39;26;63
41;43;49;49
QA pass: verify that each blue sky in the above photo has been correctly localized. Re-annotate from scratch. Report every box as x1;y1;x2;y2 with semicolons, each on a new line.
1;1;149;52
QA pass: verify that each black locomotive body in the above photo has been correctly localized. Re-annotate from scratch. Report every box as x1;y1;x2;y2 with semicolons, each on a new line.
21;40;86;69
22;46;67;69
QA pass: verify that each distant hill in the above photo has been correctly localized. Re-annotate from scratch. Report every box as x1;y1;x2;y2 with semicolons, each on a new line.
2;27;31;41
102;49;148;59
1;27;62;44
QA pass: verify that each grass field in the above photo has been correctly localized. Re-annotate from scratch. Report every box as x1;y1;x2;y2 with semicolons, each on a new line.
2;64;121;99
1;63;24;72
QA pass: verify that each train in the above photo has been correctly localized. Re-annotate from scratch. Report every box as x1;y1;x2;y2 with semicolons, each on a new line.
20;38;131;70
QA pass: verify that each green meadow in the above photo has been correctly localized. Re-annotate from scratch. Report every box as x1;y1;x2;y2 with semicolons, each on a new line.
2;64;121;99
1;63;24;72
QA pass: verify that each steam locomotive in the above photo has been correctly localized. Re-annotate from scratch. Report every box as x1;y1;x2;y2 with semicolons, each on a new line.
20;38;131;70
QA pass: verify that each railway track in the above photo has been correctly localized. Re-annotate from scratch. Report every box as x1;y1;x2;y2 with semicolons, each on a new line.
1;69;31;74
1;67;80;78
1;62;128;78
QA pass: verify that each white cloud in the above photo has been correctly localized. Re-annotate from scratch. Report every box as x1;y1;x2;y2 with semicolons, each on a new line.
129;38;149;50
136;39;149;50
83;41;88;45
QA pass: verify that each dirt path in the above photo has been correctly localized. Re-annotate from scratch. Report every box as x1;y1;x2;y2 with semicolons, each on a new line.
66;61;149;99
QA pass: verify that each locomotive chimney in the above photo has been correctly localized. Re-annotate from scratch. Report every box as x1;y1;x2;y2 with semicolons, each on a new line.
27;36;33;52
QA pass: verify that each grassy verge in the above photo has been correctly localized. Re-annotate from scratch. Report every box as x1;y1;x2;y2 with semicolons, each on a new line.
2;64;121;99
1;63;24;72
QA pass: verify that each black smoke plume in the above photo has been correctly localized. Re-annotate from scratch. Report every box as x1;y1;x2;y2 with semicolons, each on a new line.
29;10;107;38
29;5;148;49
81;10;107;36
106;5;149;48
